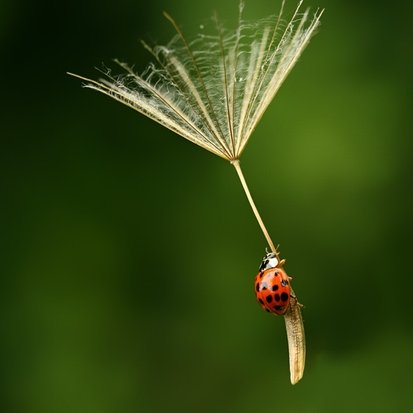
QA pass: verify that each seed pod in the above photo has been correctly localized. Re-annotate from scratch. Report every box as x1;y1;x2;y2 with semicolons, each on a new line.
284;289;306;385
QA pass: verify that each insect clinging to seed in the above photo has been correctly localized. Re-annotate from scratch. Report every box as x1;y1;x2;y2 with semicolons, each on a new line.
69;0;323;385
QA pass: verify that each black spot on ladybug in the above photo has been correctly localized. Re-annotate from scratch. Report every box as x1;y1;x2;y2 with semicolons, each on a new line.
266;295;273;303
259;299;264;305
274;294;280;302
272;285;279;291
281;279;289;286
281;292;289;302
275;306;284;312
255;283;259;292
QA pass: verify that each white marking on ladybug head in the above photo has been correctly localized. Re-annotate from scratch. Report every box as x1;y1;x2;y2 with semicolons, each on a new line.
259;252;279;271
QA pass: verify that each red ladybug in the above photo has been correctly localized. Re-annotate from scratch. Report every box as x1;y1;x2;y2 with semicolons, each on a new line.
254;252;291;315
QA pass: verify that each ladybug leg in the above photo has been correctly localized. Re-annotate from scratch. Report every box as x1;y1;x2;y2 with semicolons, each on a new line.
290;292;304;308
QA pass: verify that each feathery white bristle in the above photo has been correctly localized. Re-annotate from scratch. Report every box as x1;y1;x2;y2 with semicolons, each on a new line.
70;1;322;160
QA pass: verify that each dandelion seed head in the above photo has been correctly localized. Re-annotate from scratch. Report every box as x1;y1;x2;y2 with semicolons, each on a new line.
70;1;323;161
68;2;318;385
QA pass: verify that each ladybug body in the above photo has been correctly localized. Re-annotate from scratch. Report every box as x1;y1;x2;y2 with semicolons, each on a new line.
255;252;291;315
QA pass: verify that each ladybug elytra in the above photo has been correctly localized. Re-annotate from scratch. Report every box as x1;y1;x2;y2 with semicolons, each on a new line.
254;252;291;315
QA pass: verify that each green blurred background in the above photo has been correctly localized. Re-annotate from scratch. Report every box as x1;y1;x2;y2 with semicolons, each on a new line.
1;0;412;412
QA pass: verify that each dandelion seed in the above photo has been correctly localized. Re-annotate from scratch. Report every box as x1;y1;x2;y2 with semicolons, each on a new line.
69;0;323;385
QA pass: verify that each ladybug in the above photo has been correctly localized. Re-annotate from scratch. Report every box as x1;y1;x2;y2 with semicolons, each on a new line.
254;251;291;315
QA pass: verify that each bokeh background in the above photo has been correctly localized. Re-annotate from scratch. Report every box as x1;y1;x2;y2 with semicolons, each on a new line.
1;0;412;412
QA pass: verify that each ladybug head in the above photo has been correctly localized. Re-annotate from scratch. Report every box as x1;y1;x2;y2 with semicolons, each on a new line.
258;252;279;272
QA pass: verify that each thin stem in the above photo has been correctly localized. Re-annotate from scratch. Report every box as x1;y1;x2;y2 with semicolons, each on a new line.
231;159;279;260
